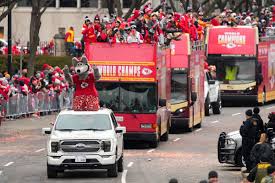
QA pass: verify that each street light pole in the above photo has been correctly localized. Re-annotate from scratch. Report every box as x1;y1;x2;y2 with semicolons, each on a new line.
7;1;12;75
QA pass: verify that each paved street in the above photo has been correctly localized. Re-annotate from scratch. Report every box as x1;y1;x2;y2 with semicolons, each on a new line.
1;105;275;183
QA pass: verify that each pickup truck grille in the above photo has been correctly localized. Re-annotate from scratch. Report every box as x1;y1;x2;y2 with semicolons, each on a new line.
60;140;101;152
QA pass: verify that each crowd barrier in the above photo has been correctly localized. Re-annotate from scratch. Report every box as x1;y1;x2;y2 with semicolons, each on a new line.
0;90;74;118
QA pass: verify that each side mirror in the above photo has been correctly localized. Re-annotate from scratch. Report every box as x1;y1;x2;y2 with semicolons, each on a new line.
208;80;215;85
42;127;51;135
191;92;197;102
159;99;167;107
116;126;126;134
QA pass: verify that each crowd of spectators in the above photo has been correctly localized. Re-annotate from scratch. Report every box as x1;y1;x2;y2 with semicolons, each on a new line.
0;64;73;119
77;2;275;53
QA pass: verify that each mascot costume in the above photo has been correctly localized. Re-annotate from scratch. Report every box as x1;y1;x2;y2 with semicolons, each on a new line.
64;56;100;111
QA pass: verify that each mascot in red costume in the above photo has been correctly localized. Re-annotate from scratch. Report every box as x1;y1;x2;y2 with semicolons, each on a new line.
64;56;100;111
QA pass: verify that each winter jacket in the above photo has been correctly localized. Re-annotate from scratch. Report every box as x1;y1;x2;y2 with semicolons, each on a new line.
251;143;274;167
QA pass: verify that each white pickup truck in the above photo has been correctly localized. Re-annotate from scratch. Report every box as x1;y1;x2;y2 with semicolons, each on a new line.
42;109;126;178
204;71;222;116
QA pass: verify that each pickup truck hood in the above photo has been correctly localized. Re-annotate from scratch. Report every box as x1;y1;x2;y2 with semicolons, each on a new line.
227;130;241;139
51;130;114;140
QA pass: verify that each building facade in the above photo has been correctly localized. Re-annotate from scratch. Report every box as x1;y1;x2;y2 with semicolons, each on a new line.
0;0;163;45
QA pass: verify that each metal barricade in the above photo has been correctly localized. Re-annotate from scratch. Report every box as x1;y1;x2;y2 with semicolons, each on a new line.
37;92;45;112
3;90;73;118
18;94;28;116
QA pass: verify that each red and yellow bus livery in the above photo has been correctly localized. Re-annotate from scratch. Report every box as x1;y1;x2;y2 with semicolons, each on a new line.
86;43;171;148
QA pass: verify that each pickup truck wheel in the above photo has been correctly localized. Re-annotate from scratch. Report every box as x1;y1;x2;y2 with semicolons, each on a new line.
107;161;118;177
47;164;58;178
212;94;222;114
205;95;210;116
117;154;124;172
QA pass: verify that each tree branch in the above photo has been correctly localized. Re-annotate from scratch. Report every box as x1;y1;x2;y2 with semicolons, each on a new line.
40;0;55;15
0;1;16;23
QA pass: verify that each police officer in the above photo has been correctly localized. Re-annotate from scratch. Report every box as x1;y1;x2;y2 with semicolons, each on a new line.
240;109;258;172
253;107;265;142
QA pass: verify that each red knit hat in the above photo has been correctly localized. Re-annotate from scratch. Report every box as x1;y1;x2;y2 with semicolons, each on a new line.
42;64;50;71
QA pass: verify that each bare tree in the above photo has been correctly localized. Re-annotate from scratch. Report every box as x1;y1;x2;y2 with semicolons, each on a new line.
114;0;123;17
106;0;115;16
168;0;177;12
27;0;54;77
105;0;123;17
123;0;148;20
0;0;17;23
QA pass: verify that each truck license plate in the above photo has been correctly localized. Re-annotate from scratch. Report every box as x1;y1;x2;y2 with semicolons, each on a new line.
75;156;86;163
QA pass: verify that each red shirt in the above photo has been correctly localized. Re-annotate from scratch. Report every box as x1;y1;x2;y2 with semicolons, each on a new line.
19;76;30;86
73;73;98;97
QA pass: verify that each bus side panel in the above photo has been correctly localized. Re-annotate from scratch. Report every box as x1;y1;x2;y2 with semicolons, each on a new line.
261;41;275;102
258;42;268;103
189;50;204;128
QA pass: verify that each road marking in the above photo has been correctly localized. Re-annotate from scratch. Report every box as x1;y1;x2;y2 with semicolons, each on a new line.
195;129;202;132
121;170;128;183
147;149;155;153
232;113;241;116
0;171;2;175
127;162;134;168
211;120;219;124
35;148;45;153
4;162;14;167
173;138;181;142
266;106;275;110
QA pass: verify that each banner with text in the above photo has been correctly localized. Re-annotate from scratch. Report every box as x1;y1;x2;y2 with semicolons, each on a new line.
90;61;156;82
207;27;257;55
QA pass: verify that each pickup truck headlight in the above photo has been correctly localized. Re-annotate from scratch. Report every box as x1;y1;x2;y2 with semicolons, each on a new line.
226;138;236;145
51;142;59;153
101;140;111;152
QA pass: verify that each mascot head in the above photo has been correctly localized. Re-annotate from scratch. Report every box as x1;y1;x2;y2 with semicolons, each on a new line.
72;56;90;75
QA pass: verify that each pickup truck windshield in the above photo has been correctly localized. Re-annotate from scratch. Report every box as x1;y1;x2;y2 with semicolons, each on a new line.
55;114;112;131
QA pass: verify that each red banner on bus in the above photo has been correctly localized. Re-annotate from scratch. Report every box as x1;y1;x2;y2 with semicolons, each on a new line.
93;63;156;82
86;43;157;82
207;27;257;55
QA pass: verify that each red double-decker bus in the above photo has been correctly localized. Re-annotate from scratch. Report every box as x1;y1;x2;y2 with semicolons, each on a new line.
205;26;270;104
167;34;205;131
85;43;171;148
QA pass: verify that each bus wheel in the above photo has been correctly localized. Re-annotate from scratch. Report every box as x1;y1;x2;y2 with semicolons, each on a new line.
160;124;169;141
149;139;158;148
205;95;210;116
188;126;194;132
263;92;266;105
196;122;202;128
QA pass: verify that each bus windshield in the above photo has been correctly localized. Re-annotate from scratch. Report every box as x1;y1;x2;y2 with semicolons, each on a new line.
215;60;256;84
170;70;188;104
96;82;157;113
